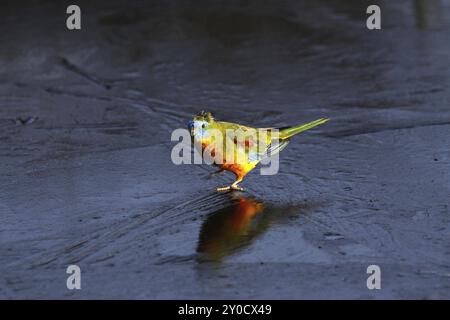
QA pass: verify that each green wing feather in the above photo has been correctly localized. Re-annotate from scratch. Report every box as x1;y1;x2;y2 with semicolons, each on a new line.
215;118;329;164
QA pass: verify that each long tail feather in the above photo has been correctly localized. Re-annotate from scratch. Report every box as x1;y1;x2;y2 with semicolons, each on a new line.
279;118;329;140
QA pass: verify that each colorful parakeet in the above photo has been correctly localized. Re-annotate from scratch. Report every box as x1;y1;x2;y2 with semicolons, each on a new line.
188;111;329;192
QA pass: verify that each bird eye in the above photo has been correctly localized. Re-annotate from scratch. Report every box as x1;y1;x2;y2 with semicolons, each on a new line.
202;124;206;129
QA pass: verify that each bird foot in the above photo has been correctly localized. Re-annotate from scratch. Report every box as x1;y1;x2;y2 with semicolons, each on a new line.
216;186;231;192
231;184;244;191
216;184;244;192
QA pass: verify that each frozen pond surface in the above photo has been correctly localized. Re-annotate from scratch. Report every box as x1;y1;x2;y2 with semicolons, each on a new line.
0;0;449;298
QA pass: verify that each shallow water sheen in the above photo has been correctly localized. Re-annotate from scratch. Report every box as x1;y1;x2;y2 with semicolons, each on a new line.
0;0;449;299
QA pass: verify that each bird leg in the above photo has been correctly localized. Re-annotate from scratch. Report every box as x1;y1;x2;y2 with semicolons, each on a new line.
231;179;244;191
216;178;243;192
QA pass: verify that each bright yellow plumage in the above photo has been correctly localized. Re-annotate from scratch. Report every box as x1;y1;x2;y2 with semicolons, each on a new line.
188;111;329;192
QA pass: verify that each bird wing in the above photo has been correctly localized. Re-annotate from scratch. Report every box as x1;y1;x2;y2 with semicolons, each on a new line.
218;121;258;148
248;139;290;163
217;121;289;164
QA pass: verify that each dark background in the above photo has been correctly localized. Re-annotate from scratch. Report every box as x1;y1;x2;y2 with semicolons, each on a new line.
0;0;449;299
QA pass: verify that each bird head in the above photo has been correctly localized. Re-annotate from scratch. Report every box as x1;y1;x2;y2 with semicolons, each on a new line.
188;111;216;138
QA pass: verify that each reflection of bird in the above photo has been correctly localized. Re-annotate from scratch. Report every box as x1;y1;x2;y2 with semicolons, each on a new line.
197;192;316;262
197;194;266;262
188;111;329;192
197;193;316;262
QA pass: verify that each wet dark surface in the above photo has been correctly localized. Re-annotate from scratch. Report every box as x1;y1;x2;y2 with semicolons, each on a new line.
0;0;449;298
